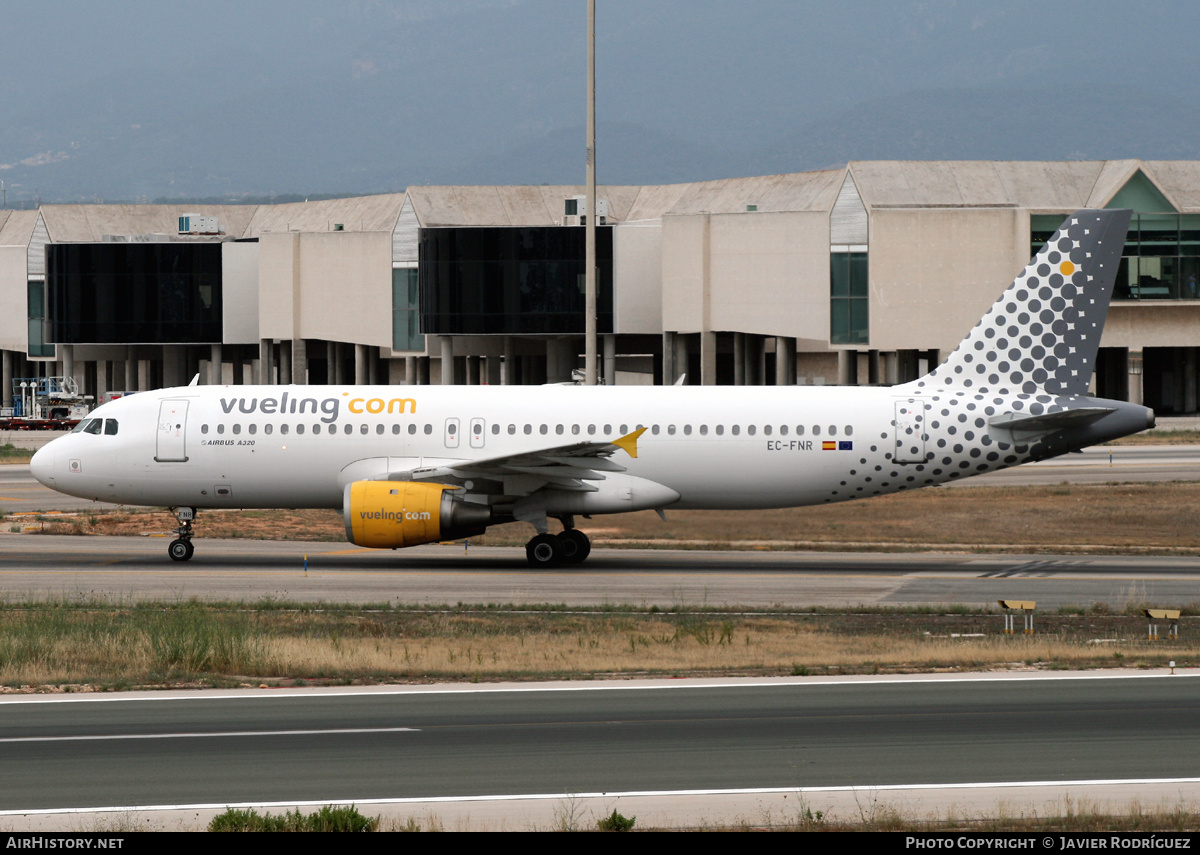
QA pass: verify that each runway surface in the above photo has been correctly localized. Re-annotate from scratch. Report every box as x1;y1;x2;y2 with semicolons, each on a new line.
0;532;1196;608
1;673;1196;828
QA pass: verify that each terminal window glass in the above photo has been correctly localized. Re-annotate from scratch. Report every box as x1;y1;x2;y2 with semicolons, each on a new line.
1033;214;1200;301
27;281;54;357
830;252;868;345
392;268;424;351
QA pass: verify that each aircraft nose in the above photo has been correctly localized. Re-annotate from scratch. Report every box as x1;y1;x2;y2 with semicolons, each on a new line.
29;444;55;487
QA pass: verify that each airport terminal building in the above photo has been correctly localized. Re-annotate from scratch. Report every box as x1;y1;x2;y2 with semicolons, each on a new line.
2;159;1199;414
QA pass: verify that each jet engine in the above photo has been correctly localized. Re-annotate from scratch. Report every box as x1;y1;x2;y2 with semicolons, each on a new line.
343;481;491;549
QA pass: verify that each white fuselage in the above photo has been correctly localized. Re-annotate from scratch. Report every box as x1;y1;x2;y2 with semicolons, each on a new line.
28;381;1141;515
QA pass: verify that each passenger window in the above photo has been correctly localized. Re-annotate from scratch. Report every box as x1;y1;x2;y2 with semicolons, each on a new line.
297;424;306;435
845;425;853;436
652;425;660;435
813;425;821;436
424;424;433;435
762;425;771;436
780;425;788;436
620;424;628;433
360;424;368;435
200;424;209;435
716;425;724;435
828;425;837;436
796;425;805;436
265;424;274;435
375;424;384;435
683;425;691;435
524;424;532;435
248;424;257;435
555;424;564;435
667;425;676;435
392;424;400;435
84;419;102;435
699;425;708;435
280;424;289;435
604;424;612;434
572;424;580;435
588;424;596;435
491;424;500;435
540;425;548;435
313;425;321;435
408;424;417;435
217;424;225;435
747;425;756;436
233;424;241;435
732;425;741;436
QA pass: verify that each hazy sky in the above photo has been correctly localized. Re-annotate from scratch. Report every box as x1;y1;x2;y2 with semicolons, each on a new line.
1;1;1195;200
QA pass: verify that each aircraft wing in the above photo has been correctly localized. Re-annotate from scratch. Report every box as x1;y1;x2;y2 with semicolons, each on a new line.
398;428;648;496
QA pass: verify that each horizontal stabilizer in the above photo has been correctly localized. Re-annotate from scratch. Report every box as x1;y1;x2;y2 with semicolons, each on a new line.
989;406;1115;442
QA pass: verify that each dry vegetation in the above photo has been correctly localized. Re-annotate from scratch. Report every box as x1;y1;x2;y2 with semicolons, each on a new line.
0;605;1191;691
16;479;1200;554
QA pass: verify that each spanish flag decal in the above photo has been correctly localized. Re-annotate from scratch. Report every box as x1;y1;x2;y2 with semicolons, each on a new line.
822;440;853;451
822;441;836;450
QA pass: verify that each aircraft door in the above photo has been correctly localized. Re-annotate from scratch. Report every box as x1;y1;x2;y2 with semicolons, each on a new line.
155;400;190;462
444;417;460;449
469;418;485;449
893;399;928;464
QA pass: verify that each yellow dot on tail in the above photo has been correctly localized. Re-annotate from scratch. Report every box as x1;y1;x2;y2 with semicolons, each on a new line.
1061;260;1075;275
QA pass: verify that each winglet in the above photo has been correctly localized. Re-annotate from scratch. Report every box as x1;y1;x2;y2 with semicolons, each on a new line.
612;427;648;459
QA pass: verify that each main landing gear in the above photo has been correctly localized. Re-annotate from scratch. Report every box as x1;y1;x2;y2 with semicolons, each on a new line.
168;506;196;562
524;522;591;568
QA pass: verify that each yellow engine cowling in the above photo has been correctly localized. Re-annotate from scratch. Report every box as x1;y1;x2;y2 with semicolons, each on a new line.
344;481;491;549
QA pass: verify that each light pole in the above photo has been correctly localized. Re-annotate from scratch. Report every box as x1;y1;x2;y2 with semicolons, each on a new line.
584;0;598;385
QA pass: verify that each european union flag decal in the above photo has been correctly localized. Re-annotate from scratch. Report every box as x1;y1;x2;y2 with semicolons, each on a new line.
839;441;853;451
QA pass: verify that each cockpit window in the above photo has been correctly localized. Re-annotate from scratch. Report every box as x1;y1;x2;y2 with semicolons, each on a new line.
104;419;119;436
71;419;91;433
83;419;102;435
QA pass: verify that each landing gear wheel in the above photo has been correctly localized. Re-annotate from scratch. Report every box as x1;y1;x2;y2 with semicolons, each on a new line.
526;533;563;568
168;538;194;562
557;529;591;564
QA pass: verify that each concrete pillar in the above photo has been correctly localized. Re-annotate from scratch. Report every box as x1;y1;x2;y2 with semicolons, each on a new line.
280;341;292;384
503;337;516;385
95;360;109;403
125;347;136;391
883;351;899;385
439;336;454;385
404;356;417;385
2;350;13;409
733;333;745;385
837;350;857;385
352;343;365;385
292;338;307;384
163;345;185;387
1128;350;1144;406
60;345;75;390
208;344;222;386
701;331;717;386
137;360;150;392
776;338;791;386
259;339;273;385
603;335;617;386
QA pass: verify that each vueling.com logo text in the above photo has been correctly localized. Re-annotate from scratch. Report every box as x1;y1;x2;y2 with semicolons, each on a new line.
219;392;417;424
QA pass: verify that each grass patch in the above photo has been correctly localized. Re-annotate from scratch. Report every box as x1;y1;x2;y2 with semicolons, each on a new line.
0;600;1193;690
208;805;378;832
0;444;34;464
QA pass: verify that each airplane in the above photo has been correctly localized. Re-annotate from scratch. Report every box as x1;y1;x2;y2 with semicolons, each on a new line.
30;209;1153;567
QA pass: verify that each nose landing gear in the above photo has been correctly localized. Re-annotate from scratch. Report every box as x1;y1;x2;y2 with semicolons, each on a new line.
168;507;196;562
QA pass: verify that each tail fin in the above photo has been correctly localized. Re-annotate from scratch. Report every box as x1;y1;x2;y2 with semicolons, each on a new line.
914;209;1131;397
